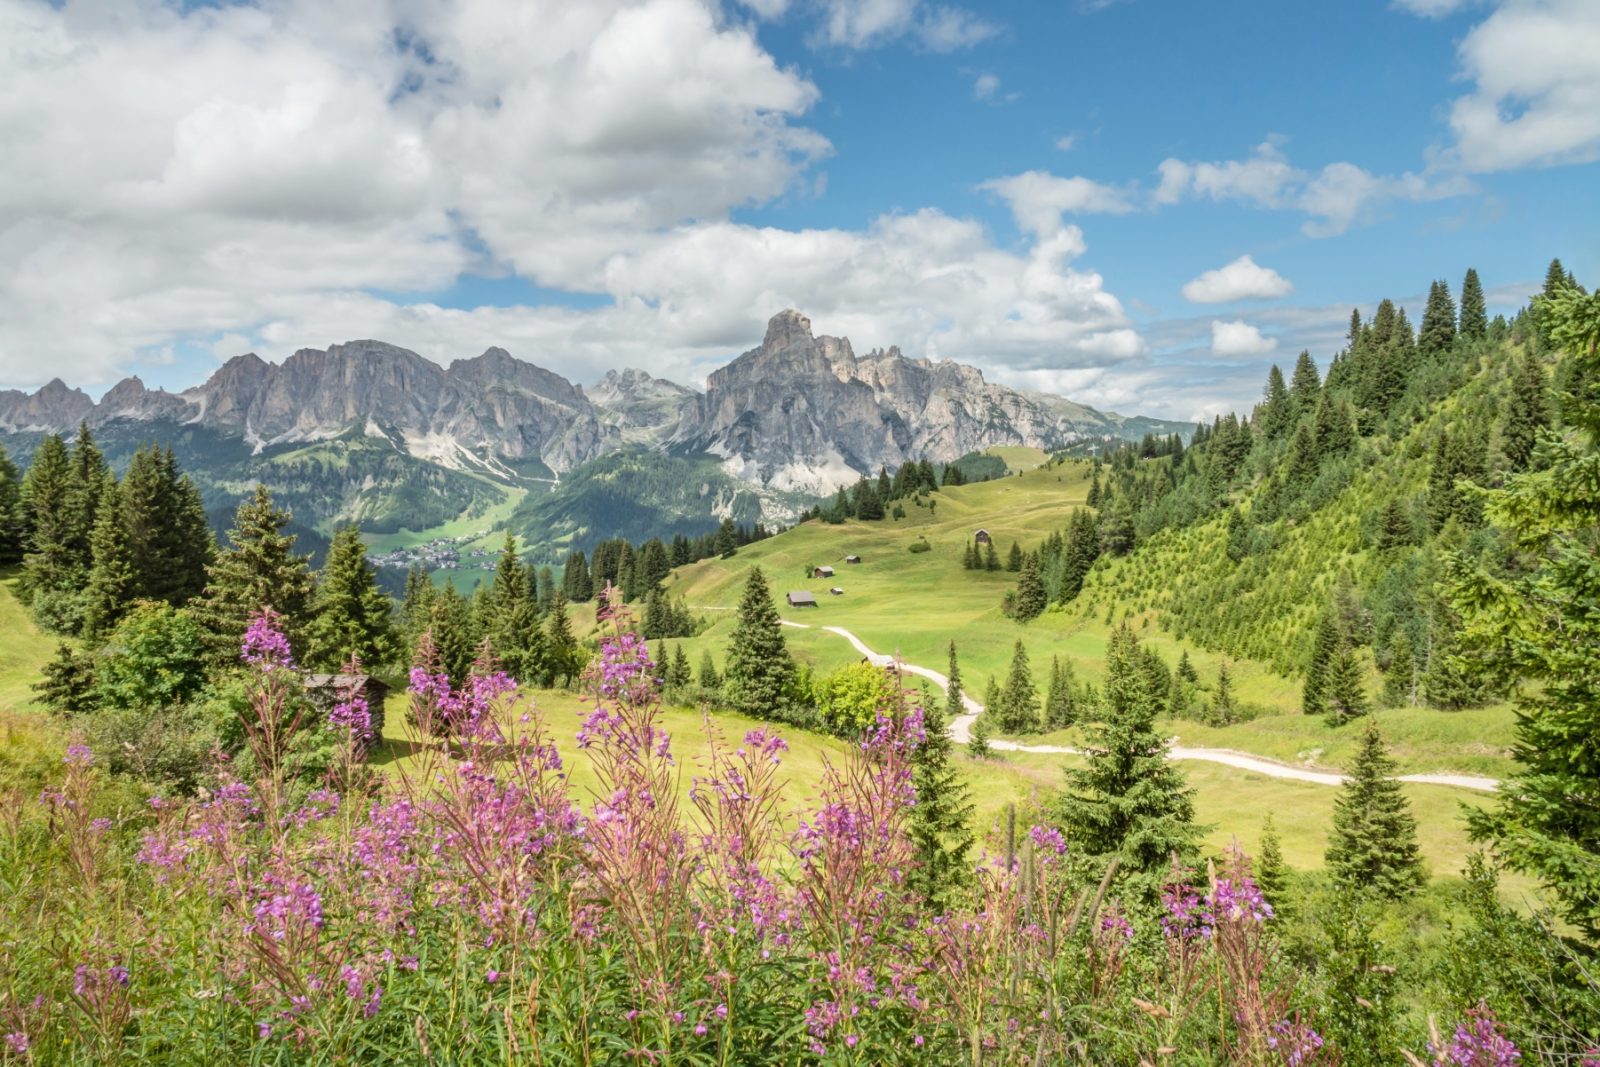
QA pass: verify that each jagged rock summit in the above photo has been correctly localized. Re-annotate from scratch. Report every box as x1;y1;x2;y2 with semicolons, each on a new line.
1;313;1187;499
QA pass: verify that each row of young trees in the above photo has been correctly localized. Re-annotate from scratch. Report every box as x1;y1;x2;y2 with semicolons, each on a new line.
558;518;772;603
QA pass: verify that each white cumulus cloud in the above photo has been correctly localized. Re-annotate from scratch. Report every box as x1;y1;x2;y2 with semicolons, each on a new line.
980;171;1138;235
1181;255;1294;304
1209;320;1277;356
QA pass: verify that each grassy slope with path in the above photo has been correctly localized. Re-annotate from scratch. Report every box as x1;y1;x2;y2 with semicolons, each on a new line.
663;452;1516;780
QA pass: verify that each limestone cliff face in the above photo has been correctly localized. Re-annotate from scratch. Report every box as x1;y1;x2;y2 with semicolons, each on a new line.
672;310;1148;493
1;313;1183;498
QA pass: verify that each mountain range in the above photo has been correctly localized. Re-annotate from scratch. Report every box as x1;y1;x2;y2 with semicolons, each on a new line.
0;311;1190;559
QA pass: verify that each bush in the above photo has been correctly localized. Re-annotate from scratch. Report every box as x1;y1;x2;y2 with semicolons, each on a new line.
907;538;931;554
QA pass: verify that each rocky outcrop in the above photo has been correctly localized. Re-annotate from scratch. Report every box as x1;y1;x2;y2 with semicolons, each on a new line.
587;369;697;445
0;378;94;432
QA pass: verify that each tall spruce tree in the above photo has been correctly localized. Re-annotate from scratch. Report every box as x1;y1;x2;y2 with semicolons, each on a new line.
0;443;23;565
400;564;435;648
428;579;476;684
1382;629;1416;707
1419;279;1458;354
65;422;108;571
1057;624;1200;883
544;591;583;687
562;549;594;602
944;641;964;721
1212;661;1236;725
304;526;397;671
121;446;212;607
1500;349;1550;471
723;567;796;719
1453;279;1600;938
1289;350;1321;415
1045;655;1077;728
485;533;544;684
1005;541;1023;572
194;485;314;664
81;472;133;641
1257;814;1290;906
1302;612;1341;715
1326;721;1425;898
1375;497;1415;551
1459;267;1487;341
1259;364;1292;440
1323;641;1370;722
995;640;1039;733
1013;554;1047;621
983;540;1000;571
908;688;975;909
20;434;79;606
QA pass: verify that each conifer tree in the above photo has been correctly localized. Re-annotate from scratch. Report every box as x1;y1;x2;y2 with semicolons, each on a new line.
877;465;892;502
1057;624;1200;883
1419;607;1489;710
121;446;212;607
698;650;721;694
908;687;975;908
429;580;476;684
304;526;397;671
1212;661;1236;725
983;540;1000;571
485;534;544;684
34;643;99;715
1326;721;1424;898
995;640;1039;732
1059;508;1101;603
1459;267;1487;341
1382;629;1416;707
714;519;738;559
1302;612;1340;715
1044;655;1077;728
544;590;582;688
1500;349;1549;471
983;675;999;721
401;564;435;644
1085;474;1100;508
1013;554;1047;621
723;567;796;719
944;641;964;720
1257;814;1290;906
1176;650;1198;684
20;434;79;604
1289;350;1321;414
194;485;314;664
1312;393;1357;459
1323;642;1370;722
1005;541;1023;572
1259;364;1292;440
81;472;134;642
1419;279;1458;354
1375;498;1414;551
562;549;594;602
536;566;556;612
65;422;108;570
0;443;24;565
967;711;992;759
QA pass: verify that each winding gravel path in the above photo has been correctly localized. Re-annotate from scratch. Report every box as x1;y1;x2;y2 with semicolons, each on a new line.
780;620;1499;793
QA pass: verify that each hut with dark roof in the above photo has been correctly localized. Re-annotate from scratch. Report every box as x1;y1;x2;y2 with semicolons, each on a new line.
786;590;818;608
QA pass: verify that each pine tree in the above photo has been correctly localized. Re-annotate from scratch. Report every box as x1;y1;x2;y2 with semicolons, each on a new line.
304;526;397;671
908;691;975;909
723;567;796;719
544;591;582;688
1289;350;1321;415
995;640;1039;732
1013;554;1047;621
1326;722;1424;898
1375;498;1414;551
944;641;964;720
1085;474;1101;508
193;485;314;664
1459;267;1487;341
1500;350;1549;471
122;446;212;607
714;519;738;559
967;710;992;759
1059;508;1101;603
1005;541;1023;572
20;434;80;605
34;643;99;715
1302;612;1340;715
698;650;721;694
401;564;435;645
1419;607;1490;710
1323;642;1370;722
1044;655;1077;728
983;540;1000;572
877;465;892;503
562;549;594;602
485;534;544;684
1212;661;1236;725
0;443;24;565
1259;364;1292;440
1257;814;1290;907
81;472;134;641
1382;629;1416;707
1419;279;1458;354
65;422;108;571
429;580;476;684
1176;650;1198;684
1312;393;1357;459
1057;624;1200;883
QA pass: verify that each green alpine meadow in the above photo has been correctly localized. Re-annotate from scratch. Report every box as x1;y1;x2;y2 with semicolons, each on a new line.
3;1;1599;1062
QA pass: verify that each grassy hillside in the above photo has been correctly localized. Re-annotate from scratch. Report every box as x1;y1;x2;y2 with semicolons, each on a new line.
659;448;1515;779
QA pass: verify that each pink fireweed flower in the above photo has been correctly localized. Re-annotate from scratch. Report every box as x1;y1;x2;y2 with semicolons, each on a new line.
1210;874;1273;923
241;609;294;671
329;695;372;740
1027;824;1068;858
1268;1018;1325;1066
1161;880;1212;940
5;1033;28;1054
63;743;93;767
1436;1003;1520;1065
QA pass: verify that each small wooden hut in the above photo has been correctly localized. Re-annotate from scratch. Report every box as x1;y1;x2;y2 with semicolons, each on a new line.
786;591;818;608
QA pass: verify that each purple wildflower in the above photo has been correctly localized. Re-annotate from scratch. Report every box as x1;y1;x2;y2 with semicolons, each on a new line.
1437;1003;1520;1066
1268;1018;1325;1066
241;609;294;671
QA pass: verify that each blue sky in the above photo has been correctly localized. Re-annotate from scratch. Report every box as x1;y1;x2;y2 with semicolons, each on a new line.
1;0;1596;419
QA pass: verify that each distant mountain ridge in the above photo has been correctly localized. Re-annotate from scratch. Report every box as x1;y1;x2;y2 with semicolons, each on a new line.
1;312;1191;549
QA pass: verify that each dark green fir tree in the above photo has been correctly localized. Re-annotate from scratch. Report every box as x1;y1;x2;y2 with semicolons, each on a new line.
722;567;796;720
1459;267;1487;341
1325;721;1425;898
193;485;314;665
304;525;397;671
908;689;975;909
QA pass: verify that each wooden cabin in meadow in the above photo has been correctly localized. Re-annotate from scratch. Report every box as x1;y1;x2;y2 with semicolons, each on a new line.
813;565;835;578
845;555;861;564
787;591;819;608
973;529;992;544
829;587;845;596
302;673;389;755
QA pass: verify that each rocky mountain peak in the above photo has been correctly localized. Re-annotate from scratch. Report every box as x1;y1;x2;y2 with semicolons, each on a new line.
763;309;813;350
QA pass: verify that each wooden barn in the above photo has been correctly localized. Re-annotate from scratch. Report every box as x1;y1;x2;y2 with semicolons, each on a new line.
302;673;389;755
845;555;862;564
813;565;835;578
787;591;818;608
829;587;845;596
973;529;992;544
